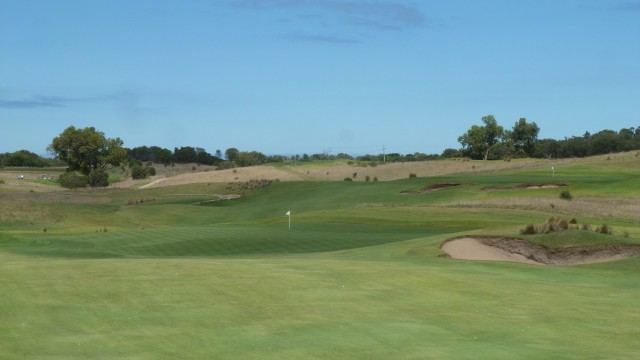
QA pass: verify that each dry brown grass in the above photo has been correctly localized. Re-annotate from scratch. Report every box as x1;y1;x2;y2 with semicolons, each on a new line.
118;152;640;189
133;166;305;189
451;196;640;222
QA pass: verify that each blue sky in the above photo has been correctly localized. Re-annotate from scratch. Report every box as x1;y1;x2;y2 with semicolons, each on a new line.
1;0;639;156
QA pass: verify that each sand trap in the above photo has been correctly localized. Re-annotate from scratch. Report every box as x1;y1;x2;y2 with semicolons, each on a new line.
441;238;542;265
482;183;568;191
441;237;640;266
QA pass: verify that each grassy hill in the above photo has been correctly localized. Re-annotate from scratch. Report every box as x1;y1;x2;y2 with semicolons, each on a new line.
1;153;640;359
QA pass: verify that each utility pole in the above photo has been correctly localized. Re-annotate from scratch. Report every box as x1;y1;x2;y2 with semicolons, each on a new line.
382;145;386;163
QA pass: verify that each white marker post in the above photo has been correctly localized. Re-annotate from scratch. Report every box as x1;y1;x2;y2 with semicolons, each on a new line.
285;210;291;231
552;166;555;178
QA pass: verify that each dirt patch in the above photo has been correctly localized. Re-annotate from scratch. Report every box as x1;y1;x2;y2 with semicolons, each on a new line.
441;236;640;265
482;183;568;191
402;183;461;194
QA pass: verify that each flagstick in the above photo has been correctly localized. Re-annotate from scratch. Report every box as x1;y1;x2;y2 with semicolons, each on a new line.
285;210;291;231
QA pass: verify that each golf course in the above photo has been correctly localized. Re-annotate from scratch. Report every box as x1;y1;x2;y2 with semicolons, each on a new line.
2;153;640;359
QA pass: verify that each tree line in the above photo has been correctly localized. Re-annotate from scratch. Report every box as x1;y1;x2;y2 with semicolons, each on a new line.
0;150;65;168
456;115;640;160
5;121;640;189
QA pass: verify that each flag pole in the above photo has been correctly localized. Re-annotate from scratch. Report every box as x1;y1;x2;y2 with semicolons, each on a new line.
286;210;291;231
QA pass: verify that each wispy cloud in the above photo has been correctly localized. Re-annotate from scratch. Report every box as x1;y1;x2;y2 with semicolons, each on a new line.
322;1;426;29
0;94;110;109
229;0;427;42
284;33;360;43
612;1;640;11
0;98;64;109
0;91;149;111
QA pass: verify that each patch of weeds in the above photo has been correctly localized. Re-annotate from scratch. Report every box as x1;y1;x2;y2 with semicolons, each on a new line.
126;198;156;206
226;179;273;192
520;217;581;235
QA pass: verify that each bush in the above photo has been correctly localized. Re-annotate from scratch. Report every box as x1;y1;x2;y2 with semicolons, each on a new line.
409;173;417;178
343;177;353;181
581;223;592;231
0;179;4;185
373;176;379;182
131;165;149;179
596;224;613;235
58;171;89;189
520;224;536;235
148;166;156;176
559;190;573;200
89;169;109;187
365;175;370;182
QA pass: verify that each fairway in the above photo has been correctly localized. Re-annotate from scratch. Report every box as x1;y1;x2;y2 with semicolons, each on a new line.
2;156;640;359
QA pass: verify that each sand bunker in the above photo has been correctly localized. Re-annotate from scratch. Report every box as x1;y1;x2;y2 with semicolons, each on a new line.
402;183;461;194
482;183;568;191
441;236;640;265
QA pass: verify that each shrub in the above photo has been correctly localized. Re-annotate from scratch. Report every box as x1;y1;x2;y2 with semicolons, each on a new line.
373;176;379;182
569;218;577;225
365;175;370;182
352;172;357;179
131;165;149;179
148;166;156;176
581;223;592;231
409;173;417;178
559;190;573;200
596;224;613;235
0;179;4;184
557;219;569;230
343;177;353;181
59;171;89;189
520;224;537;235
89;169;109;187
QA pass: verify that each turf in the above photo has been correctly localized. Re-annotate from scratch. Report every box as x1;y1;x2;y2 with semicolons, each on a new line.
1;155;640;359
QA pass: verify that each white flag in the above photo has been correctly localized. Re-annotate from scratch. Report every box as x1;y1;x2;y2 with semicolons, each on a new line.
285;210;290;216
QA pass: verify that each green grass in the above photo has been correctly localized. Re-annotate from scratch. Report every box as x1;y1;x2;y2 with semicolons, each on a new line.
2;155;640;359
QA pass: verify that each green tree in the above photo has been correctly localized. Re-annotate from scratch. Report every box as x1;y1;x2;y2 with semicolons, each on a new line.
173;146;197;163
510;118;540;157
48;126;127;176
225;148;240;163
458;115;504;160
